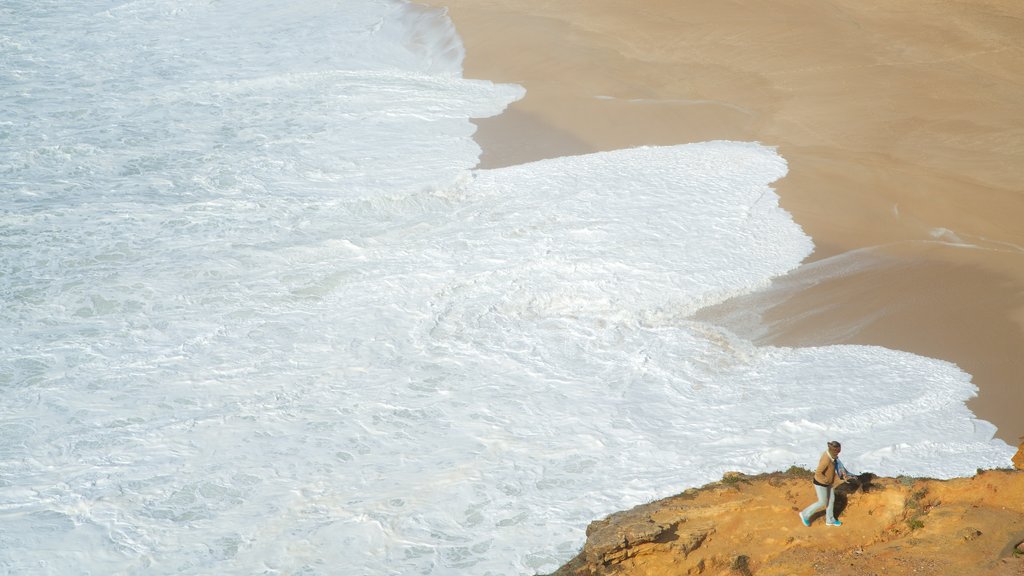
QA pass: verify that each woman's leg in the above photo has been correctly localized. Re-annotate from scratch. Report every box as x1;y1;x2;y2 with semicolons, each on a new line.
825;486;838;524
800;484;830;522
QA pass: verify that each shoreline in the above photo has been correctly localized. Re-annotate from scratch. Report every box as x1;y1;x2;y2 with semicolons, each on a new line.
432;0;1024;444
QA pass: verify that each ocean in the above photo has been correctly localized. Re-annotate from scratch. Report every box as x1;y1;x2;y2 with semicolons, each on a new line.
0;0;1014;574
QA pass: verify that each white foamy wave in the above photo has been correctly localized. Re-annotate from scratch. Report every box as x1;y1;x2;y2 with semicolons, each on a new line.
0;1;1014;575
468;143;811;320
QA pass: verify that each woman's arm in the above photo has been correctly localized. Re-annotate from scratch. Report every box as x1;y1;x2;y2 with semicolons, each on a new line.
816;453;831;478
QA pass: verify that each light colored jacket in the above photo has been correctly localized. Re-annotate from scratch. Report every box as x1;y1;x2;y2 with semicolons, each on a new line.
813;451;848;486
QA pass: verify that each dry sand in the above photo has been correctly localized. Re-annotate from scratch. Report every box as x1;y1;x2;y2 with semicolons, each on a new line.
428;0;1024;443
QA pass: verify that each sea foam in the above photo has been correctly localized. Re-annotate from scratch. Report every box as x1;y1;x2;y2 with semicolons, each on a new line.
0;0;1014;575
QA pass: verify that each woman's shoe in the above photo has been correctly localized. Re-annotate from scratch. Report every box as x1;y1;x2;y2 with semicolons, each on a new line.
825;520;842;527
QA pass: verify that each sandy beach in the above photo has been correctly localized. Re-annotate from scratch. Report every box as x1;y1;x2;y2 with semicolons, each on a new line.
430;0;1024;443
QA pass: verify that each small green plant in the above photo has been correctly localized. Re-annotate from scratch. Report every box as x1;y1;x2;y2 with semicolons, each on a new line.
907;518;925;531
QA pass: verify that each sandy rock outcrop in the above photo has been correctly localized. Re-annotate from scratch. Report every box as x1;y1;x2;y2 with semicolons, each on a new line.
550;467;1024;576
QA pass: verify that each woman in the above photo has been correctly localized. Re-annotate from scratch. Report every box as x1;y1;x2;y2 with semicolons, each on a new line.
799;440;849;527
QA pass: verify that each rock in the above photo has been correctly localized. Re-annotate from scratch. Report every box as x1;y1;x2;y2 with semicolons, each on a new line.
545;469;1024;576
1013;441;1024;471
553;502;714;576
958;527;982;542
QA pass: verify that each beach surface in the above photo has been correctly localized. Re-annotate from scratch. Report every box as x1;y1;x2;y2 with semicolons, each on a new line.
431;0;1024;443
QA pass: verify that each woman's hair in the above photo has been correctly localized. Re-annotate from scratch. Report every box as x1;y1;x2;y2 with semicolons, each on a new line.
827;440;842;450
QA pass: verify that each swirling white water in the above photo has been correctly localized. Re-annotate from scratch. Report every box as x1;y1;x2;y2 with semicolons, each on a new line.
0;1;1014;574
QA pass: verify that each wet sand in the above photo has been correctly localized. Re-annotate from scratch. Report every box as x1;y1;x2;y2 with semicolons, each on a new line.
430;0;1024;443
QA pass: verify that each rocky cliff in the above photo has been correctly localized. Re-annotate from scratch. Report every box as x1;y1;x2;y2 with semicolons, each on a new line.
550;443;1024;576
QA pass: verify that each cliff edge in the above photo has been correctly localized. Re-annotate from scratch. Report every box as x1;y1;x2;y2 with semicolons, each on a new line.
550;443;1024;576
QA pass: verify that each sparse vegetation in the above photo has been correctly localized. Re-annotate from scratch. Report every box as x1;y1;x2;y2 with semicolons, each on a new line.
721;474;748;485
904;487;929;531
730;554;752;576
